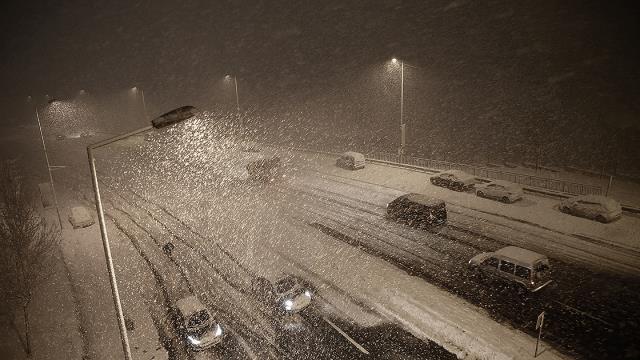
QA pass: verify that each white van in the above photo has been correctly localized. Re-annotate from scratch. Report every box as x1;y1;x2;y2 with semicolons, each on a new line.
336;151;365;170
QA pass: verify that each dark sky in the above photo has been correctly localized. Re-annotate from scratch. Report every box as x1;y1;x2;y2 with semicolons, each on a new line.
1;0;639;127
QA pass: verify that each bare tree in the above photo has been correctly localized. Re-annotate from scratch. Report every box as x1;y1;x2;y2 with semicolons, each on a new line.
0;160;60;357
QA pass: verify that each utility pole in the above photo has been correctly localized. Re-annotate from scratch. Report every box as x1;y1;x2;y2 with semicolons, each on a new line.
35;107;63;229
140;88;148;120
399;60;405;155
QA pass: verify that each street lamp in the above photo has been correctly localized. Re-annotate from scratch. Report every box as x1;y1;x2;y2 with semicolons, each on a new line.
131;86;148;120
390;58;406;155
389;58;419;156
87;105;198;360
32;98;63;229
224;75;241;128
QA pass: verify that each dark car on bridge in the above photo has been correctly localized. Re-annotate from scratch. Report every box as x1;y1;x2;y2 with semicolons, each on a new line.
252;274;314;315
386;193;447;228
429;170;476;191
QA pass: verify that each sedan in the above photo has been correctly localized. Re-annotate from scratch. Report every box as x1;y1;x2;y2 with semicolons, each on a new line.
253;274;313;314
429;170;476;191
559;195;622;223
476;180;523;203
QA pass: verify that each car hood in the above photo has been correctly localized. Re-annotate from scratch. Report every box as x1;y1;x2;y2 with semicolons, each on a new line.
469;252;492;266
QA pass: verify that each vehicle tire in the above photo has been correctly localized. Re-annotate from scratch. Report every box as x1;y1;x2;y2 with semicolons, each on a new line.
596;215;607;223
501;196;510;203
477;191;484;198
559;206;570;214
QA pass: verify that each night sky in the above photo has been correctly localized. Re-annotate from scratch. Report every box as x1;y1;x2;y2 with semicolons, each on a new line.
1;1;639;129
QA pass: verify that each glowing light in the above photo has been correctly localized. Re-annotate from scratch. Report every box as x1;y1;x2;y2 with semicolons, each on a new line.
187;335;201;345
391;58;398;64
284;299;294;311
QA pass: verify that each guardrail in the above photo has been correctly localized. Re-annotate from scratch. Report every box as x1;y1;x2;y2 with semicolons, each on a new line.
367;152;603;196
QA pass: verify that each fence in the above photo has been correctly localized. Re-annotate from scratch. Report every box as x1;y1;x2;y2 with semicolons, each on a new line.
367;152;603;196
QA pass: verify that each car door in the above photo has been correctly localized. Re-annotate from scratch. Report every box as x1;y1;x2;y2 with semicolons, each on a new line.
498;259;516;284
484;184;497;198
576;200;597;218
493;185;506;199
480;256;500;278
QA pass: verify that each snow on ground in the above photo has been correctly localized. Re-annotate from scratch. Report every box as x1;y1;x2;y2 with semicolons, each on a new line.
287;151;640;274
146;179;568;360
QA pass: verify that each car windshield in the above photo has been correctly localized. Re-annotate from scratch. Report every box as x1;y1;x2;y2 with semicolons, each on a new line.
275;277;298;294
4;3;638;360
188;310;210;328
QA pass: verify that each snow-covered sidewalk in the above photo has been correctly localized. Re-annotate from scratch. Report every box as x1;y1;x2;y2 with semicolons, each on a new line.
0;209;83;360
288;151;640;275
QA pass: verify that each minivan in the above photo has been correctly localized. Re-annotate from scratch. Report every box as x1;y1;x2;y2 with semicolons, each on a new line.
386;193;447;227
468;246;553;293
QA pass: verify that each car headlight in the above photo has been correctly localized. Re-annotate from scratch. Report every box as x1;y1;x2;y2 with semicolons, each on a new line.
284;299;294;311
214;324;223;337
187;335;201;345
304;290;312;298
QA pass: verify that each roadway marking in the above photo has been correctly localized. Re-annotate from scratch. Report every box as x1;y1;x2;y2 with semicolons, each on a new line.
322;316;370;355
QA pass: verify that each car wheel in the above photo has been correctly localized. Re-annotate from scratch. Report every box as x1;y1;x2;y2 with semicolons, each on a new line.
477;191;484;198
596;215;607;223
559;205;570;214
501;196;510;203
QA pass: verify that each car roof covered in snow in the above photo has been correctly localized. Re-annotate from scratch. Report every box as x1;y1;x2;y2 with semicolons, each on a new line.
440;169;474;180
486;180;522;189
342;151;364;159
567;195;621;211
494;246;548;267
176;296;206;317
402;193;445;207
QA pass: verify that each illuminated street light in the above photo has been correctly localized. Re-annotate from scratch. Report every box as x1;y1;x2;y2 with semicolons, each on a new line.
87;106;198;360
224;74;241;128
389;58;419;156
390;58;406;155
29;96;63;229
130;86;148;120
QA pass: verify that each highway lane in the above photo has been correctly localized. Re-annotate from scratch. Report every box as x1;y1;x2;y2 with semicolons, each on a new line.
274;172;640;359
91;139;638;358
96;173;454;359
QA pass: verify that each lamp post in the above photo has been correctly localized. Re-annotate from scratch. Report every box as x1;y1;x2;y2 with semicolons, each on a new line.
390;58;419;156
87;106;198;360
131;86;148;120
224;75;241;128
34;102;63;229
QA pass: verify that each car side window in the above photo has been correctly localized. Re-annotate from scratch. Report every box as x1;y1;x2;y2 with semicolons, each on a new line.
484;257;499;268
499;260;515;274
515;265;531;279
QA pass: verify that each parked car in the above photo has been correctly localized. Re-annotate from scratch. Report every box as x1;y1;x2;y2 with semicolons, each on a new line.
336;151;365;170
252;274;314;314
172;296;223;351
476;180;523;203
468;246;553;293
386;193;447;227
559;195;622;223
430;170;476;191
